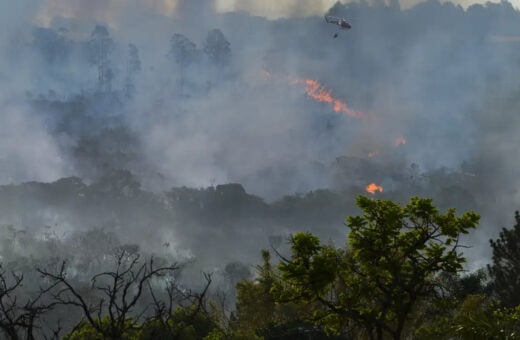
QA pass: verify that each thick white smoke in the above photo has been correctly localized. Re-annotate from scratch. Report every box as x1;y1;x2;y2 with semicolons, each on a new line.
0;96;69;183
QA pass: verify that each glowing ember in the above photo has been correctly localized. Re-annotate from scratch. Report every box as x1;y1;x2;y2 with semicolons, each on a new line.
394;136;406;147
294;78;367;119
366;182;383;194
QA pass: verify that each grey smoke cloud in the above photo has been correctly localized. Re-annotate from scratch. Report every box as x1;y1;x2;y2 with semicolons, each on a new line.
0;96;69;183
5;0;518;197
2;0;520;274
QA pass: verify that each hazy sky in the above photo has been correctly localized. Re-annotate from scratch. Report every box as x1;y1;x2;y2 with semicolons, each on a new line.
217;0;519;14
214;0;520;15
30;0;520;25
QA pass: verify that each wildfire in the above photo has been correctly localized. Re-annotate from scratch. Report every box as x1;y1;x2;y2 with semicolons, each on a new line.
294;78;367;119
366;182;383;194
394;136;406;147
259;70;369;120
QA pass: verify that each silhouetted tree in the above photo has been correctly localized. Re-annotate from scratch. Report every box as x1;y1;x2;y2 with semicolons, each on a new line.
224;262;251;290
203;29;231;67
0;265;61;340
124;43;141;98
167;34;199;95
39;249;179;339
141;273;215;339
87;25;115;92
488;211;520;307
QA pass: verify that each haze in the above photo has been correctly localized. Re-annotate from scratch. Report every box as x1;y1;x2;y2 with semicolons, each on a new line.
1;0;520;280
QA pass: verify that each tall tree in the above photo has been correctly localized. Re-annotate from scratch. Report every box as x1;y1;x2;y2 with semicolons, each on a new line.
124;43;141;98
167;34;199;96
87;25;115;92
203;29;231;67
488;211;520;307
273;196;479;340
231;251;318;339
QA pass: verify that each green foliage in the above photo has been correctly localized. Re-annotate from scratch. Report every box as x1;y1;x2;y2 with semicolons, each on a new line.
417;294;520;339
139;305;217;340
204;328;262;340
488;211;520;307
63;317;139;340
233;250;325;338
64;305;219;340
272;196;479;339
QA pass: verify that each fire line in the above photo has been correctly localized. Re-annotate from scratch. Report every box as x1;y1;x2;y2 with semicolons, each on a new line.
294;78;367;119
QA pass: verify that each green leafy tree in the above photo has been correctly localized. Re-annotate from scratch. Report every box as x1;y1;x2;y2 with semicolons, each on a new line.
63;317;139;340
273;196;479;340
139;305;217;340
233;251;277;336
231;251;320;339
417;294;520;339
488;211;520;307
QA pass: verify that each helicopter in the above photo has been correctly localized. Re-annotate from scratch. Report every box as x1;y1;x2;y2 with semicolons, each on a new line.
325;15;352;38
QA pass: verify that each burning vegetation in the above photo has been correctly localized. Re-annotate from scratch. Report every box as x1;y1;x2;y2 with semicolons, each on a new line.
294;78;367;119
366;182;384;194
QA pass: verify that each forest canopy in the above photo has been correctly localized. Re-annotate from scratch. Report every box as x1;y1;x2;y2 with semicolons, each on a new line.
1;195;520;339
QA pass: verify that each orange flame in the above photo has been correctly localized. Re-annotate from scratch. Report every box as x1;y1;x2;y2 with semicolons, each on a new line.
294;78;367;119
394;136;406;147
366;182;383;194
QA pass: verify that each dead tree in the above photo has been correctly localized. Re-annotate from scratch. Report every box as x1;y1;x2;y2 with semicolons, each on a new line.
145;272;213;337
38;249;179;339
0;266;60;340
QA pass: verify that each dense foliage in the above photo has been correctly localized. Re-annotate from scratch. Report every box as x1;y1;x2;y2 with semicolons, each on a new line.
488;211;520;307
271;197;478;339
2;196;520;339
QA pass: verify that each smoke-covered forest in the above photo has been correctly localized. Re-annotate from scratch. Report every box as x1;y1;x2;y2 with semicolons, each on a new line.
2;0;520;338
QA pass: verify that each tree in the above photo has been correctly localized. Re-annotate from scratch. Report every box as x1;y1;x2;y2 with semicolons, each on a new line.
223;262;251;292
488;211;520;307
273;196;479;340
230;251;321;339
140;273;215;339
416;294;520;339
124;43;141;98
167;34;199;96
57;267;218;340
203;29;231;67
39;249;179;339
87;25;115;92
0;265;60;340
233;251;277;336
168;34;199;68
